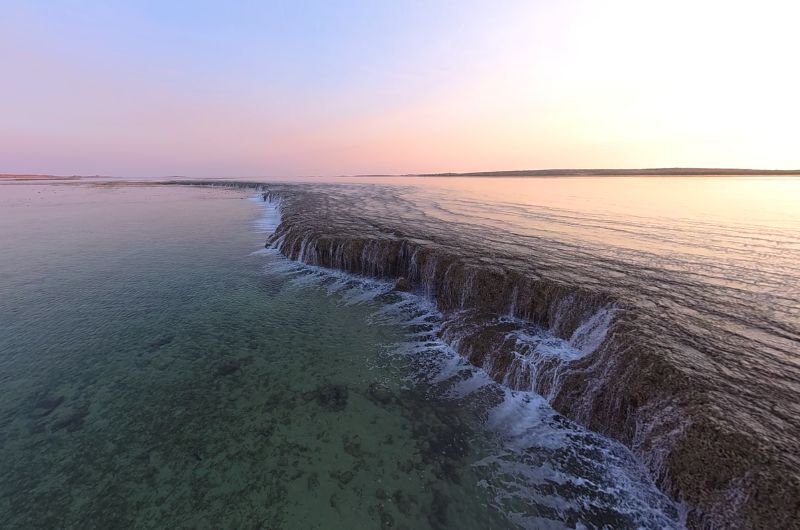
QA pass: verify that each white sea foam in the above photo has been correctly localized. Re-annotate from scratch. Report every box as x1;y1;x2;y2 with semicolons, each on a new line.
249;195;282;234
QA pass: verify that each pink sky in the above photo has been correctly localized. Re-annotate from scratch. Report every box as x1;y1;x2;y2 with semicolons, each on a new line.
1;1;798;177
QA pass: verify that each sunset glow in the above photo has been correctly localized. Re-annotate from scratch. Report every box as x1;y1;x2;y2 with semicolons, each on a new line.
1;0;798;177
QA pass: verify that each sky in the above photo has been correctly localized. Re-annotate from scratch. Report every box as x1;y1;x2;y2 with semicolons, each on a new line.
1;0;798;177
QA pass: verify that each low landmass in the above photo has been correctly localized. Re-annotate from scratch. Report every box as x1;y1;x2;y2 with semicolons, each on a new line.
417;167;800;177
3;168;800;182
0;174;88;181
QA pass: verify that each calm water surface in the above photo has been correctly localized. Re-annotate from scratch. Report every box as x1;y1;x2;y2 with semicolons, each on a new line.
0;183;679;528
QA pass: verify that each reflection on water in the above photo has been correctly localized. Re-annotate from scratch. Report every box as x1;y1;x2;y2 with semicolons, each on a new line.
217;174;800;226
0;184;680;528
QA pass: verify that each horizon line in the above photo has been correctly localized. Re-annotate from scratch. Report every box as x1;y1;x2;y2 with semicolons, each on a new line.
3;167;800;181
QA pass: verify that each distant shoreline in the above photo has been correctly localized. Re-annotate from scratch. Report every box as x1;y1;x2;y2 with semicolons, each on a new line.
0;174;92;181
414;168;800;177
3;168;800;181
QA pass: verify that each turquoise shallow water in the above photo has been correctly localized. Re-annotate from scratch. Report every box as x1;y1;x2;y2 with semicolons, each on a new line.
0;184;680;529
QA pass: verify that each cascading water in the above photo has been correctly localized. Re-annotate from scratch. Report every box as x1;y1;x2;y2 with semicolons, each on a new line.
251;195;683;528
165;180;800;530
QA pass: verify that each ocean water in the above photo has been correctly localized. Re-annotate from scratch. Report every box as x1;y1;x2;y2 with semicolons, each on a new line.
0;183;681;529
252;176;800;461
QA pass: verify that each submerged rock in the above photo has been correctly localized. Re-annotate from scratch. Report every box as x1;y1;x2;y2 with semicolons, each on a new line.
342;434;363;458
426;488;449;528
396;459;415;474
311;384;349;412
32;396;64;417
50;408;89;433
392;277;411;292
215;361;240;377
330;469;354;487
147;334;174;352
367;383;394;406
392;490;415;516
329;493;341;515
379;508;394;529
